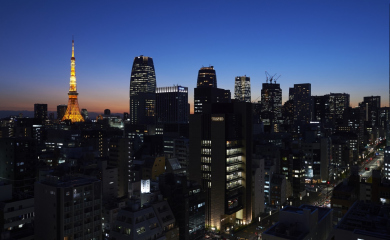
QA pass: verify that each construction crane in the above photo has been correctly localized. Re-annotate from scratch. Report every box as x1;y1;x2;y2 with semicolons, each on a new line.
252;95;261;103
274;74;281;84
265;71;281;84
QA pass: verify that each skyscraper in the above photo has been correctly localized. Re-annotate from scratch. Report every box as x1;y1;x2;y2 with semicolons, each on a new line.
197;66;217;88
194;66;231;114
34;103;47;120
328;93;350;123
261;81;282;118
156;85;189;124
62;39;84;122
362;96;381;127
312;93;350;127
234;76;251;102
291;83;312;126
129;56;156;125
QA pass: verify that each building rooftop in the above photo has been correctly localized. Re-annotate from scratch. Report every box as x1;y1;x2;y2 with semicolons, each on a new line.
264;205;332;240
336;201;390;238
282;204;331;222
40;176;99;188
264;223;307;240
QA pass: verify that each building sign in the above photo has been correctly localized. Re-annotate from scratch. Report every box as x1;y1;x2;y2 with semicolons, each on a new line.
211;117;224;122
141;179;150;193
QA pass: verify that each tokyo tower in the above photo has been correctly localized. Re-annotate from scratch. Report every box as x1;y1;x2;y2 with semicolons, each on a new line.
62;38;84;122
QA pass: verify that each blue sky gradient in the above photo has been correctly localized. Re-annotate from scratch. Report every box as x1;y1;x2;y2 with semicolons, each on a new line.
0;0;389;113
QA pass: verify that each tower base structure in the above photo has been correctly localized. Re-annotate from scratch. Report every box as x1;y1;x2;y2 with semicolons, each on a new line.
62;93;84;122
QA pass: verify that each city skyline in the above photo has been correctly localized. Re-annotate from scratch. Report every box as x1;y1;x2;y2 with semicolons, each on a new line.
0;0;389;113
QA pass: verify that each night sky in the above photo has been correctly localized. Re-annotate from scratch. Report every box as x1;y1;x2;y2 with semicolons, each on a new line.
0;0;389;113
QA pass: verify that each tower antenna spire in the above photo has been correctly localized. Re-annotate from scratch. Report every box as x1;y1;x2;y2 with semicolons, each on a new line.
71;35;75;58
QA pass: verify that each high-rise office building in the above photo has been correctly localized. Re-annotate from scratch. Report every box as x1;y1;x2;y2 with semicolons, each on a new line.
313;93;350;127
197;66;217;88
156;85;189;124
34;177;102;240
260;81;282;133
313;95;328;123
129;55;156;125
328;93;350;121
57;104;68;120
234;76;251;102
34;103;47;120
194;66;231;114
291;83;312;126
62;39;84;122
362;96;381;127
189;102;252;232
261;81;282;118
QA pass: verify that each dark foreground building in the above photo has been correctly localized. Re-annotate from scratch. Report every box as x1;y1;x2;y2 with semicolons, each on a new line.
189;101;252;232
34;177;102;240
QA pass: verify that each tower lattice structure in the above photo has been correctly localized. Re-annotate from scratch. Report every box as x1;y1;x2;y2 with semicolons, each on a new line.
62;39;84;123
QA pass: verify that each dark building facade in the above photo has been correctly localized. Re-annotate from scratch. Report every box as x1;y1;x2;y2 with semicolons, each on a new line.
34;103;47;121
156;85;189;124
129;56;156;125
159;173;205;240
104;109;111;116
196;66;217;88
291;83;312;127
57;104;68;120
362;96;381;127
194;66;231;114
0;138;37;193
189;102;252;232
194;87;231;114
328;93;350;124
261;82;282;119
34;177;102;240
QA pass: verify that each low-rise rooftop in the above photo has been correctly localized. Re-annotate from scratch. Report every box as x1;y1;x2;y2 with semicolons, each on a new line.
336;201;390;237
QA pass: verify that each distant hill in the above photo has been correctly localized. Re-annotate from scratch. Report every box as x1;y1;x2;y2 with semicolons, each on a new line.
0;110;123;120
0;110;34;118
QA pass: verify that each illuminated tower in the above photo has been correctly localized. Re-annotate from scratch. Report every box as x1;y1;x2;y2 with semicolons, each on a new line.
62;39;84;122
